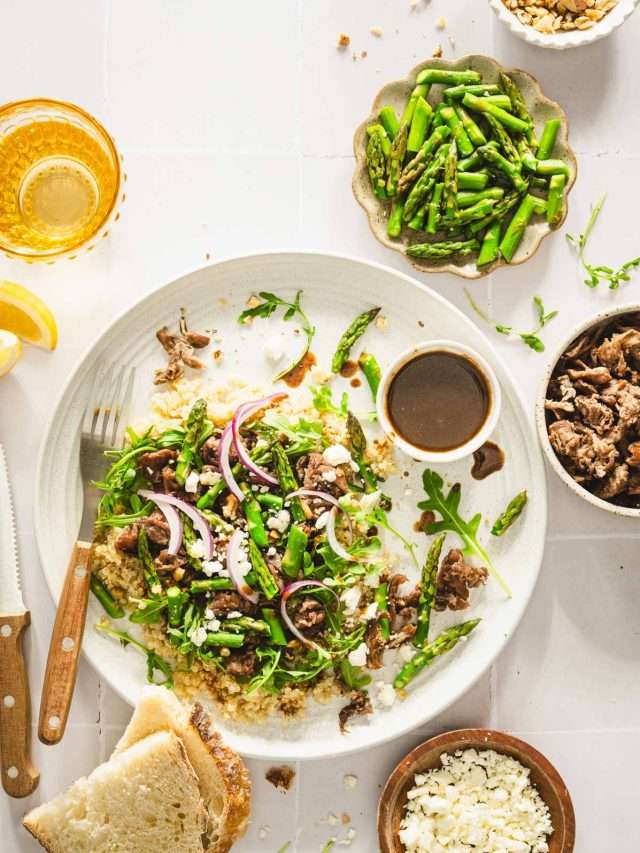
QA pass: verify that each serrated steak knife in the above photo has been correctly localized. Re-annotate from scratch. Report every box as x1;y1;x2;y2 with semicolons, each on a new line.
0;444;39;797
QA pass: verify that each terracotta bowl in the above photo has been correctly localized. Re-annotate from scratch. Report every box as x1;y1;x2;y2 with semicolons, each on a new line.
352;54;577;280
378;729;576;853
536;302;640;518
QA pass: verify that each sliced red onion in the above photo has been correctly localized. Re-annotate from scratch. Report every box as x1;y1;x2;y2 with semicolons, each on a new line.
217;425;245;503
327;507;356;562
231;393;288;485
138;490;213;561
143;499;183;555
226;530;259;604
280;580;338;647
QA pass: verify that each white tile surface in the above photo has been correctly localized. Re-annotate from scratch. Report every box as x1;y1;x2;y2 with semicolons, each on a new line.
2;1;640;851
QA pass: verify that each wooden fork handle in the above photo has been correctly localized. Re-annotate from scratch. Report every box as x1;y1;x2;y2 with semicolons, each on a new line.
38;541;92;746
0;611;39;797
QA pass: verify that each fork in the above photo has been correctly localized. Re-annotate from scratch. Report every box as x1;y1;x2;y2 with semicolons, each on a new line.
38;363;135;745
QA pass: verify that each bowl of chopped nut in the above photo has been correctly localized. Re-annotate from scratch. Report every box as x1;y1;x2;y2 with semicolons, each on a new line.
536;304;640;517
488;0;639;49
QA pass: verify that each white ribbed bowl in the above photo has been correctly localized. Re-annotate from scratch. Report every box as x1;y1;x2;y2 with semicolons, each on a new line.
488;0;639;49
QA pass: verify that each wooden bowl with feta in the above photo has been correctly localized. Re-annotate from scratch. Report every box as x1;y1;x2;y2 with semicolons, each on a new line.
378;728;575;853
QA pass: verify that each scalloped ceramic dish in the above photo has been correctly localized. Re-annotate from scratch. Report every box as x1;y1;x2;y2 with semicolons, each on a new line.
352;55;577;280
488;0;639;50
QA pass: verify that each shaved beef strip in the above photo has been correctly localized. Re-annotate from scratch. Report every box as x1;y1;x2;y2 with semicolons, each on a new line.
338;690;373;734
435;549;488;612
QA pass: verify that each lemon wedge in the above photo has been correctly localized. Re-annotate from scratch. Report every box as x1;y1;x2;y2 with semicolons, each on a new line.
0;330;22;377
0;280;58;350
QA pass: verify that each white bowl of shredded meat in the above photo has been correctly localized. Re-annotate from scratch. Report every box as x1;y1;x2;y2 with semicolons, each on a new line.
537;303;640;517
488;0;639;49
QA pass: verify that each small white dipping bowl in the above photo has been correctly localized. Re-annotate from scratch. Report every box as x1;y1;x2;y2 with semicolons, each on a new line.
376;340;502;464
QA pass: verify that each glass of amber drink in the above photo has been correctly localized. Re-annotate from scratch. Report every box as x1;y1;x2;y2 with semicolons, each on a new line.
0;99;122;261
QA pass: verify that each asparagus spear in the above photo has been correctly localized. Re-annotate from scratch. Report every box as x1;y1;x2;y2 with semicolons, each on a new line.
536;118;561;160
347;411;377;491
477;220;502;266
358;352;381;399
457;143;498;173
282;524;308;578
138;527;162;596
257;493;284;510
455;104;487;148
477;144;527;192
386;123;409;197
398;126;451;193
457;188;504;208
417;68;481;86
175;398;207;486
546;173;566;226
248;539;279;600
167;586;186;627
516;135;538;172
407;96;433;153
499;194;540;262
262;608;288;645
273;444;305;522
407;239;480;259
331;307;381;372
401;83;430;126
387;199;405;238
468;191;522;235
242;487;269;548
445;197;496;227
204;632;245;648
375;583;390;640
427;182;444;234
491;490;528;536
404;144;449;221
190;578;235;593
498;72;537;146
443;83;500;100
366;126;389;199
378;105;399;140
408;206;427;231
535;159;569;177
440;106;474;158
413;533;445;647
443;141;459;219
457;171;489;191
462;93;530;135
90;574;124;619
485;114;520;165
393;619;481;689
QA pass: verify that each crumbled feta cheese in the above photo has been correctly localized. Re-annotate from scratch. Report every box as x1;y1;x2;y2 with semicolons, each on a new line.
184;471;200;493
397;643;415;663
315;510;331;530
322;444;352;467
267;546;277;556
201;559;223;577
374;681;396;708
205;618;221;632
226;610;242;620
363;601;378;621
347;642;368;667
150;584;162;597
321;468;337;483
340;586;362;615
266;509;291;533
258;825;271;839
337;827;357;846
360;490;381;512
400;748;553;853
204;608;214;620
370;25;383;36
188;538;206;560
188;626;208;648
199;469;221;487
264;335;285;363
343;774;358;790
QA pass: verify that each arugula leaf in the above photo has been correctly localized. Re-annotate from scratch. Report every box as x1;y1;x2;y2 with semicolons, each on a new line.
567;195;640;290
339;657;372;690
245;648;282;695
238;290;316;380
311;384;348;418
95;623;174;687
128;597;168;625
261;410;326;454
465;289;557;354
418;470;511;597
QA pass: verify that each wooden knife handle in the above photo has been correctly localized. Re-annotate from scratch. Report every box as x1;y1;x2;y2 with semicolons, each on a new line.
38;541;92;746
0;611;40;797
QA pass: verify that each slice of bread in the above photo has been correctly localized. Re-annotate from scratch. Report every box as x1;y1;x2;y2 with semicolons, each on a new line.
23;730;206;853
115;687;251;852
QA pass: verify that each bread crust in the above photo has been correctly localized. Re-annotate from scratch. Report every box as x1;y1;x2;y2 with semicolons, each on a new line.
189;703;252;853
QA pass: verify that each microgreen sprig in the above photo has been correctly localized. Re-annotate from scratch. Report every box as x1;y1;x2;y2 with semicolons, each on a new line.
465;289;557;353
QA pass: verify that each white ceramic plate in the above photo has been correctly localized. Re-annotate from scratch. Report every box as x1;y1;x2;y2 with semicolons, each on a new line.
35;252;547;760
